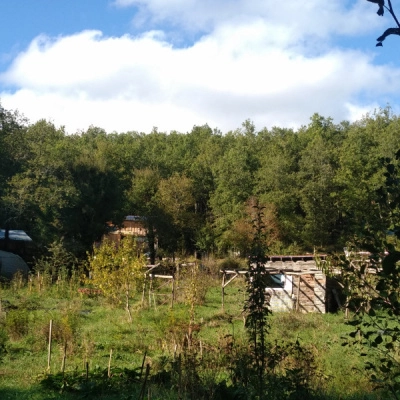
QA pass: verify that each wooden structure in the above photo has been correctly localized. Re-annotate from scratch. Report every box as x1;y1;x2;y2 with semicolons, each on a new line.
142;264;176;308
141;262;197;308
120;216;147;237
105;216;152;248
221;255;329;313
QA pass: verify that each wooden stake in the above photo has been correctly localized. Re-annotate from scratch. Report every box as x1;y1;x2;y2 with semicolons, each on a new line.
108;349;113;378
222;272;225;311
171;277;175;308
149;279;152;307
47;320;53;371
138;364;150;400
61;342;67;376
153;292;157;310
141;277;146;306
296;276;301;312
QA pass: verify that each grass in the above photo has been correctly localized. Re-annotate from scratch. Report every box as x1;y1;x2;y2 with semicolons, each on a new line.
0;272;392;399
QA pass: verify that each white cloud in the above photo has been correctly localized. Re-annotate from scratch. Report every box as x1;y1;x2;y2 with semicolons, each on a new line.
0;1;398;133
113;0;384;40
345;102;382;121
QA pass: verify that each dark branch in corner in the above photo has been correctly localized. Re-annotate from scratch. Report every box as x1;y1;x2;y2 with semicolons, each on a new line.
376;27;400;46
367;0;400;46
367;0;385;16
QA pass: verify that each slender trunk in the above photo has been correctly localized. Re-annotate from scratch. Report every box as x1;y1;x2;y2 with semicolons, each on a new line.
125;285;132;323
146;219;156;265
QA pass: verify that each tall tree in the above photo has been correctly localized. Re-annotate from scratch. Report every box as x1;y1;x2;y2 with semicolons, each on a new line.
3;120;78;249
297;114;345;249
0;103;28;228
126;168;161;263
209;126;258;252
156;173;197;256
224;197;279;256
65;127;126;255
255;126;303;247
335;112;387;243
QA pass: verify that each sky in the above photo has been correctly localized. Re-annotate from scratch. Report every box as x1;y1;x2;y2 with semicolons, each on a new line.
1;0;400;134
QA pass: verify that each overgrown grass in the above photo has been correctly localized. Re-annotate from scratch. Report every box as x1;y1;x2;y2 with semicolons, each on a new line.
0;269;391;399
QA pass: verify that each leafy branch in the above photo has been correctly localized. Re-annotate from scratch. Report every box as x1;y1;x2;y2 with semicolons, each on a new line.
339;154;400;398
367;0;400;45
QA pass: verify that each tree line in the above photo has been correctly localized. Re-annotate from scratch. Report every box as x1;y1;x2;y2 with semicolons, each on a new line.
1;103;399;261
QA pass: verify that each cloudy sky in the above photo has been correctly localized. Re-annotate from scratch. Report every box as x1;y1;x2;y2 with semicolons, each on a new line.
1;0;400;134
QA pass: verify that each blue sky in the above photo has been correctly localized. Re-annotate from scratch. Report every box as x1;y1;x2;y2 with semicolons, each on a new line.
1;0;400;133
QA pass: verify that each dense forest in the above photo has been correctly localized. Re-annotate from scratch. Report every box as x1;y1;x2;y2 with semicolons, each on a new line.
1;103;399;261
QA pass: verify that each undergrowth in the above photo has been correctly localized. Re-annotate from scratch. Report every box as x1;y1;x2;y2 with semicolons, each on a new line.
0;260;389;399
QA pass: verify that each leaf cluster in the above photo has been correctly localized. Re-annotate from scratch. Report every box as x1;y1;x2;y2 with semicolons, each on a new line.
86;237;145;305
340;153;400;398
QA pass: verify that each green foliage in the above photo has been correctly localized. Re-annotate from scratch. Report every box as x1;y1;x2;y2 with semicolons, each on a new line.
29;241;82;299
34;240;79;276
0;271;391;399
5;309;29;340
181;262;210;307
87;237;145;321
297;116;343;247
40;365;143;397
2;120;79;246
244;198;272;397
3;102;400;263
0;326;9;360
126;167;161;263
156;173;197;255
45;310;82;349
337;151;400;398
218;257;247;271
68;154;125;254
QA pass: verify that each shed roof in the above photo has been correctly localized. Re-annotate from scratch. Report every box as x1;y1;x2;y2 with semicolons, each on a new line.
0;230;32;242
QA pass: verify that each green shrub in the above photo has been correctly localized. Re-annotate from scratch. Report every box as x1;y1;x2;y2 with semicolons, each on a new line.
10;271;26;292
181;263;211;306
5;309;29;340
0;326;8;360
41;312;81;348
218;257;247;271
200;257;220;278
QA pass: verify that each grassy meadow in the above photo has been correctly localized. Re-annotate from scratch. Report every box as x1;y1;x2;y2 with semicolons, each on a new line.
0;262;390;399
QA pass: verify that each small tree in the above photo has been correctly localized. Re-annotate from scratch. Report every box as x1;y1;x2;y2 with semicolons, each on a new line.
87;236;145;322
243;197;272;397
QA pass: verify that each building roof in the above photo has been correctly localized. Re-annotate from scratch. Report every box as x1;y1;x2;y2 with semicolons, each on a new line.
125;215;146;221
0;230;33;242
